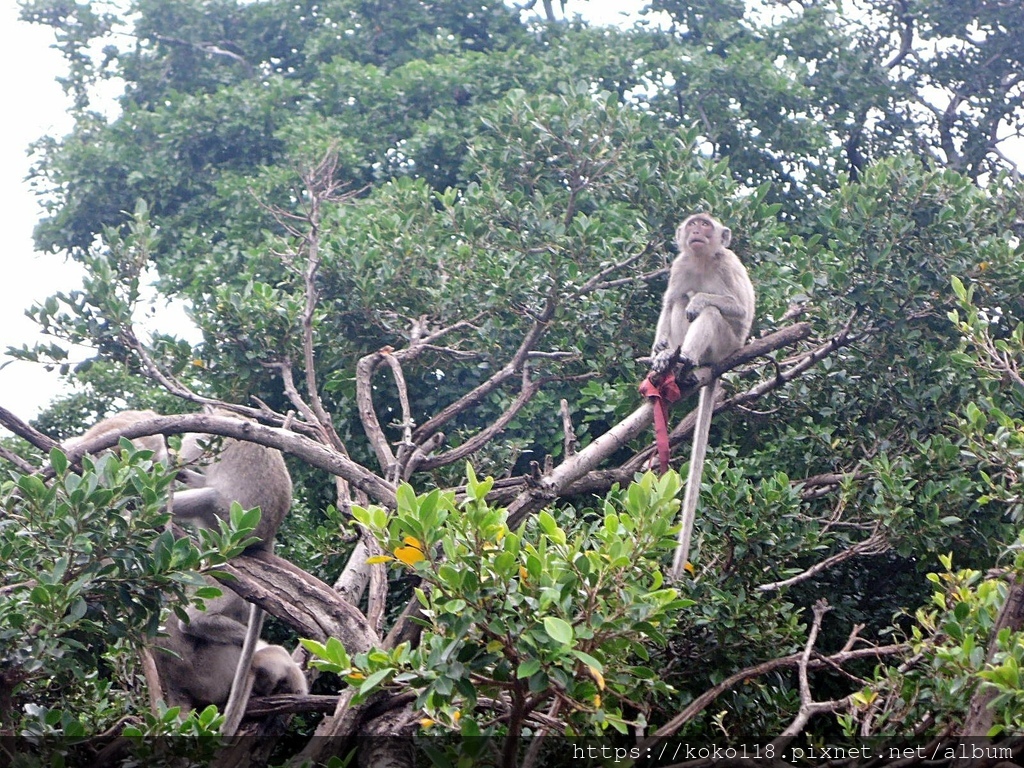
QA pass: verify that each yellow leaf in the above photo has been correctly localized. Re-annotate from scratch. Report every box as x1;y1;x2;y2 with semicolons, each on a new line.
403;535;423;548
419;718;435;729
519;566;529;581
365;555;393;564
593;694;602;708
453;711;461;722
348;671;365;681
588;665;606;691
684;561;695;575
395;544;425;566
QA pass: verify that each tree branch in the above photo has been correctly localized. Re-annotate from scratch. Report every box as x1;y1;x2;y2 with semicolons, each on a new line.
635;640;906;761
52;411;396;507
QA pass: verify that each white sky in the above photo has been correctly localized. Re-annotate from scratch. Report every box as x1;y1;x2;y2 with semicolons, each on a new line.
0;1;78;419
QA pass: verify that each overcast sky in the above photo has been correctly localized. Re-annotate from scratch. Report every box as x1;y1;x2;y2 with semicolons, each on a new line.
0;2;78;419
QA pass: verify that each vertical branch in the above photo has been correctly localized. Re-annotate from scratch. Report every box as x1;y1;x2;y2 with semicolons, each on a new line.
295;152;355;455
770;599;849;751
380;350;415;485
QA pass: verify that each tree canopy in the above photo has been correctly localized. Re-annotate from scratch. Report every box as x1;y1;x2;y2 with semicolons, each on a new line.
3;0;1024;766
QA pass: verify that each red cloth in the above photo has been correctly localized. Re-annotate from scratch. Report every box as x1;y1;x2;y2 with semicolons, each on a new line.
639;373;681;474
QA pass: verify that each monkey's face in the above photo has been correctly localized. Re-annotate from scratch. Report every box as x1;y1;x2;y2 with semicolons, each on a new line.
676;214;730;256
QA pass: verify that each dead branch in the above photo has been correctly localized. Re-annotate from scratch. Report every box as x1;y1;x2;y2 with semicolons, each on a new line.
51;411;396;507
635;641;906;761
770;600;850;751
560;399;578;458
412;296;558;445
355;348;400;475
418;367;543;470
757;527;890;592
380;350;415;485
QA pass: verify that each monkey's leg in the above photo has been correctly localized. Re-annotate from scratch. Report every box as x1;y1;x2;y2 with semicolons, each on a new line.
221;603;265;738
670;380;717;580
680;307;740;366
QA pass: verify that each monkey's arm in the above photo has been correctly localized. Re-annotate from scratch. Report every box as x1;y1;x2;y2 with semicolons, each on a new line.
173;486;231;530
179;611;249;646
685;291;750;322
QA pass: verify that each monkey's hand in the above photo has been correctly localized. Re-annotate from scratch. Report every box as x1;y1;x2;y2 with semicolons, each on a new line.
650;344;675;375
685;292;716;322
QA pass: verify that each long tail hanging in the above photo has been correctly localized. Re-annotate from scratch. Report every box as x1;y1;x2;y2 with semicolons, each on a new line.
670;380;717;580
221;603;265;738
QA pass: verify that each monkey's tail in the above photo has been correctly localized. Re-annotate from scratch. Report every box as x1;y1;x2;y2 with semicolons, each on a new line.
221;603;264;738
670;380;717;580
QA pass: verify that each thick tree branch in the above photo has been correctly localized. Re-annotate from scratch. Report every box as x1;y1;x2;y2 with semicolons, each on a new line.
502;323;812;522
214;548;378;651
51;411;396;507
0;407;58;454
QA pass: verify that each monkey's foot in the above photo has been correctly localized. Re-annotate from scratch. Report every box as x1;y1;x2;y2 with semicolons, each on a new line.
674;354;698;386
649;348;676;376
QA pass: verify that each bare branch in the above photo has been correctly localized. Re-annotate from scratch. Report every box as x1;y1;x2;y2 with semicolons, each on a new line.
53;411;396;507
0;406;59;454
413;297;559;445
380;351;415;485
0;444;37;474
574;243;658;296
758;528;890;592
214;548;378;650
560;399;578;458
418;368;543;470
355;348;399;475
636;640;906;759
771;600;850;751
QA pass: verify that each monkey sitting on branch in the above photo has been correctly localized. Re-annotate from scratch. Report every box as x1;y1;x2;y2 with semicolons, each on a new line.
153;580;307;714
66;409;307;736
646;213;756;580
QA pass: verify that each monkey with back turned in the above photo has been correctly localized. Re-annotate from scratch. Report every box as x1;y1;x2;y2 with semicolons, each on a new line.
66;409;307;733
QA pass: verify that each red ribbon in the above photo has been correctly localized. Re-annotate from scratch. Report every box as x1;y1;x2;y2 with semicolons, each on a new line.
639;373;682;474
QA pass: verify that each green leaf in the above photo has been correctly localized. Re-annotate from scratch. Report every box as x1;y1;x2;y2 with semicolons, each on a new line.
543;616;574;646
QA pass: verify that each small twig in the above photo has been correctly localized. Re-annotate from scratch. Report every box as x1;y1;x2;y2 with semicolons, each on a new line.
574;243;657;296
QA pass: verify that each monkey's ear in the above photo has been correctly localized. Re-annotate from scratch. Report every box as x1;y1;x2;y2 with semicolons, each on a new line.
720;227;732;248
